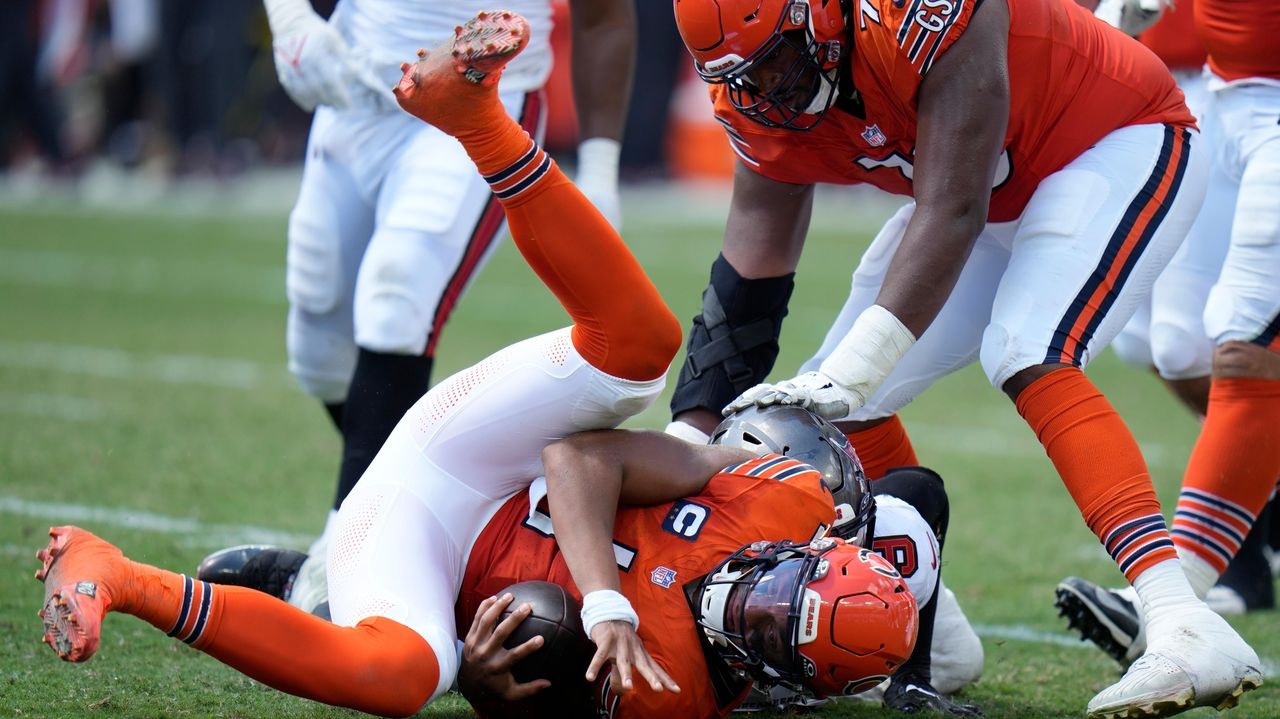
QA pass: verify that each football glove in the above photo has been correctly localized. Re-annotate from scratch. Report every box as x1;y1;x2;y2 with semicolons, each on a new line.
265;0;388;111
884;672;984;716
723;370;862;420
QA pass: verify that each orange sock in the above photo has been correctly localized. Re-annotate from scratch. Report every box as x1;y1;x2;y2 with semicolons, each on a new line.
124;567;436;717
1016;367;1176;582
846;415;919;480
1172;377;1280;574
449;119;680;380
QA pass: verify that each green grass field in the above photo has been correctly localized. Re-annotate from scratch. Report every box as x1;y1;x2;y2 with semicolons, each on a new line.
1;192;1276;718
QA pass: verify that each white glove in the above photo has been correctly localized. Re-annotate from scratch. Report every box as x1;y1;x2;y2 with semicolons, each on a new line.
265;0;389;111
1094;0;1171;37
575;137;622;229
722;371;863;420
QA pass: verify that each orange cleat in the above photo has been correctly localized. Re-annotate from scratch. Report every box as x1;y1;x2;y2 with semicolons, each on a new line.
394;10;530;133
35;526;131;662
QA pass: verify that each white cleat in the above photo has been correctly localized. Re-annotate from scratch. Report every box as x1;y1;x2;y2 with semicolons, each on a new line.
1086;606;1262;718
287;531;330;613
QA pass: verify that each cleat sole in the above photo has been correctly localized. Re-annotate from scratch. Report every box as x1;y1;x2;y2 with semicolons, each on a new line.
449;11;530;84
1055;583;1137;669
41;585;99;662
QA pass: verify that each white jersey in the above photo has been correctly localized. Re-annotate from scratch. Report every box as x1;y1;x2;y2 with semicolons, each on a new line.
870;494;940;608
331;0;554;94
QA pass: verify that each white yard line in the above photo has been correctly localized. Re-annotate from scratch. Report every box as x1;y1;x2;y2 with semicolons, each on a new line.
0;340;279;390
0;496;312;549
0;392;104;422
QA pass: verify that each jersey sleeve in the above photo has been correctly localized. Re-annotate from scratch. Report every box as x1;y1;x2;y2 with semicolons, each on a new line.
877;0;975;76
703;454;837;542
870;494;940;607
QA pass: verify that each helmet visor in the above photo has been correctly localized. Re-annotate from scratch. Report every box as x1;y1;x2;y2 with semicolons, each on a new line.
724;557;810;674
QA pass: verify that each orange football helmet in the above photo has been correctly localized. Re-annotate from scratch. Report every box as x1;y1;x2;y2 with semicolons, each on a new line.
696;538;918;698
673;0;849;129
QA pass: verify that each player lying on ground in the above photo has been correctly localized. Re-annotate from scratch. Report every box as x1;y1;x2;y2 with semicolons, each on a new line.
203;406;984;716
33;12;943;718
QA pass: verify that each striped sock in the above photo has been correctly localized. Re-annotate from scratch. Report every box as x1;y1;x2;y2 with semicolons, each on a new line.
164;575;217;645
1172;488;1255;577
1016;367;1178;583
482;139;553;205
1104;513;1178;582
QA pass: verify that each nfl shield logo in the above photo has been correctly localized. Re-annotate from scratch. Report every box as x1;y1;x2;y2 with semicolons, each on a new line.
861;124;887;147
650;566;677;588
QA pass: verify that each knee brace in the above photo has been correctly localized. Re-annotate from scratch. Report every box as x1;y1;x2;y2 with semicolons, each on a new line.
670;255;795;417
874;466;950;547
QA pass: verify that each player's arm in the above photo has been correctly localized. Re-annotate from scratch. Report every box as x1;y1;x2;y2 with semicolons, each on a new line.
675;162;815;433
567;0;636;227
724;2;1009;419
875;0;1009;336
722;160;815;279
541;431;751;694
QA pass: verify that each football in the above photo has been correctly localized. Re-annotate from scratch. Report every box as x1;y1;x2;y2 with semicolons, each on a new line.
497;581;596;718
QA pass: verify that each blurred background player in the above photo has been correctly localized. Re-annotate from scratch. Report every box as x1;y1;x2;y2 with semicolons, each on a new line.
34;17;936;716
1057;0;1280;665
666;0;1262;716
1077;0;1279;616
264;0;636;612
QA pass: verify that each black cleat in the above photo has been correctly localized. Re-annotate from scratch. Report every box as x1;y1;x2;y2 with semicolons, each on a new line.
1054;577;1144;669
197;545;307;601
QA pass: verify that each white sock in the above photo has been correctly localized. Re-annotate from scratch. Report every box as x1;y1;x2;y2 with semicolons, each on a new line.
1133;558;1201;623
1176;547;1220;600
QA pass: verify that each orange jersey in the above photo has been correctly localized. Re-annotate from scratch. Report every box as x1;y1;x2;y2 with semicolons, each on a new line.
458;455;836;719
1195;0;1280;81
714;0;1194;222
1139;0;1207;71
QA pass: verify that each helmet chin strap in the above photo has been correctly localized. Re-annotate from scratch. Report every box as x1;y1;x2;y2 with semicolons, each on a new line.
802;69;839;115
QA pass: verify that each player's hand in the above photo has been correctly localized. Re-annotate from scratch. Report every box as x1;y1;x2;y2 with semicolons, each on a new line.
270;16;389;111
883;673;983;716
723;371;862;419
586;620;681;695
458;593;551;703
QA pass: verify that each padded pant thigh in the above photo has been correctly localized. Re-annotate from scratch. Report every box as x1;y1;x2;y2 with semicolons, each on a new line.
982;124;1208;389
285;125;375;400
354;127;503;355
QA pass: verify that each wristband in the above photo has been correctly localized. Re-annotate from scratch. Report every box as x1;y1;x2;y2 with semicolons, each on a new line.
581;589;639;636
664;420;711;445
817;304;916;406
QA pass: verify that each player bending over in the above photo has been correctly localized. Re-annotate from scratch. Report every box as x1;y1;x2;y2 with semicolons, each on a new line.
34;12;928;718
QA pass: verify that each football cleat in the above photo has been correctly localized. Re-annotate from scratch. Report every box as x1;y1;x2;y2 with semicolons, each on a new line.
1086;605;1262;718
196;545;307;600
1055;577;1145;668
393;10;529;130
35;526;131;662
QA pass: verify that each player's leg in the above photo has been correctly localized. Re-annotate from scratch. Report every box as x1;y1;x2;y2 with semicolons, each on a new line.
36;527;437;717
1172;84;1280;608
281;109;379;611
334;91;543;512
285;108;376;428
394;14;680;383
990;122;1260;715
799;203;1010;479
